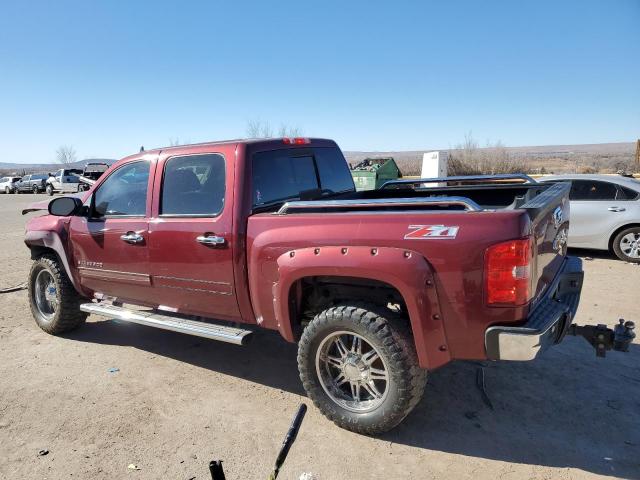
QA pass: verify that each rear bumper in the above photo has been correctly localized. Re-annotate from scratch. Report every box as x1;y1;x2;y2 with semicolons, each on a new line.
485;256;583;361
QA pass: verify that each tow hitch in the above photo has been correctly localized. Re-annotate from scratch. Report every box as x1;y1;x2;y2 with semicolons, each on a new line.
568;319;636;357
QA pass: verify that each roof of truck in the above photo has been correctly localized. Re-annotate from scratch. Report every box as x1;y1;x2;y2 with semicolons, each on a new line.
145;137;336;155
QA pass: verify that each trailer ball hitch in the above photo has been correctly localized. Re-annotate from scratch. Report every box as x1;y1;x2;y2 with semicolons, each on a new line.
569;319;635;357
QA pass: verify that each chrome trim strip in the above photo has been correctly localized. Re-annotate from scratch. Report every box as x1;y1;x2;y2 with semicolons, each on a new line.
276;196;483;215
78;267;151;285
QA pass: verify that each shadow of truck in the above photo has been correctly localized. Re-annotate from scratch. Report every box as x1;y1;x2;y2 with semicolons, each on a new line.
66;319;640;479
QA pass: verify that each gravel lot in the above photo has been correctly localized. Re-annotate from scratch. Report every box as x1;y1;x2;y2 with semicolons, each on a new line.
0;193;638;480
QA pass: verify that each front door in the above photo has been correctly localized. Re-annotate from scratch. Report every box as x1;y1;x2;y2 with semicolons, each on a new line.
148;150;241;321
69;158;157;304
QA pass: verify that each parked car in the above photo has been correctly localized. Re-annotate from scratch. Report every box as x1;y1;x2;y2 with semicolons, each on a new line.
77;162;110;191
539;174;640;262
14;173;48;193
0;176;21;194
23;138;629;434
45;168;82;196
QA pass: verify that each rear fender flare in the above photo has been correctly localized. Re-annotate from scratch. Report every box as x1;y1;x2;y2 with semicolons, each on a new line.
274;245;451;369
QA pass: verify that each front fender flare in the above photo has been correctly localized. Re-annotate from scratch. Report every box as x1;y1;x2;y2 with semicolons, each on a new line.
274;245;451;369
25;230;79;290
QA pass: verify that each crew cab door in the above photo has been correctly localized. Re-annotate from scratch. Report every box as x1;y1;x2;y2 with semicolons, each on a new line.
148;149;241;321
68;157;157;304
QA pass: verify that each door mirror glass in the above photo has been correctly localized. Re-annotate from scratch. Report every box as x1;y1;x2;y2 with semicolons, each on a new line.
49;196;82;216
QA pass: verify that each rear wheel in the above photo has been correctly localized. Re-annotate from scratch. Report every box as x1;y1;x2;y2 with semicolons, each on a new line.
298;303;427;434
613;227;640;263
46;184;54;196
28;255;87;334
32;184;39;194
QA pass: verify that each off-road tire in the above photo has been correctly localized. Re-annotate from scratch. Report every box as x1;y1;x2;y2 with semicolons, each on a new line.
612;226;640;263
46;184;54;196
28;255;87;334
298;303;427;434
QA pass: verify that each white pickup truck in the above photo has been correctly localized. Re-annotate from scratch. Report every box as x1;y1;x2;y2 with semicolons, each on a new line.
45;168;82;195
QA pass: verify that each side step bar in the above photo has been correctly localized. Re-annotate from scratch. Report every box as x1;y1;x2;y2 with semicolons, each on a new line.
80;303;253;345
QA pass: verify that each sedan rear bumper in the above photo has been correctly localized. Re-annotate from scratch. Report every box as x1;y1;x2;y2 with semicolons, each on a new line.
485;256;583;361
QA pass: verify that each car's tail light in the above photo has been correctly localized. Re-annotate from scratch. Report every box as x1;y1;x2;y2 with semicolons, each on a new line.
283;137;310;145
485;238;533;306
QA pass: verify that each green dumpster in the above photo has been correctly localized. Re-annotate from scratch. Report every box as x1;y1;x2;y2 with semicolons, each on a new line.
350;157;402;191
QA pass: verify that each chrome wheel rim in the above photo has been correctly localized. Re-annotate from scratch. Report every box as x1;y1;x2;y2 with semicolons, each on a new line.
315;331;389;413
34;269;57;320
620;232;640;259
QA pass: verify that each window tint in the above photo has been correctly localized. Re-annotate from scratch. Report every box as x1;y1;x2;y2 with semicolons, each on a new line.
569;180;617;201
253;152;317;205
617;185;640;200
161;154;225;216
252;147;354;206
314;147;355;194
93;161;150;217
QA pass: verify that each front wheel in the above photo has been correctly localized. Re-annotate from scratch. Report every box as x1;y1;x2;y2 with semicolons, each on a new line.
46;184;54;196
28;255;87;334
298;304;427;434
4;187;9;194
613;227;640;263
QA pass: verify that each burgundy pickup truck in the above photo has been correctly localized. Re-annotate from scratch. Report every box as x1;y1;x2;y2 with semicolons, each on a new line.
23;138;634;434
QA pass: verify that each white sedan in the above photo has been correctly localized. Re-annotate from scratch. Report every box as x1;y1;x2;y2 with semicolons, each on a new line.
539;174;640;262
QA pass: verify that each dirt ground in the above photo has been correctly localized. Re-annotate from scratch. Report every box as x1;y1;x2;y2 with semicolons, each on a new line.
0;193;638;480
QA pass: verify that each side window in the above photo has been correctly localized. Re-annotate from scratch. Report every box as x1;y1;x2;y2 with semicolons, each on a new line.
617;185;640;200
569;180;617;201
161;154;225;216
93;161;150;217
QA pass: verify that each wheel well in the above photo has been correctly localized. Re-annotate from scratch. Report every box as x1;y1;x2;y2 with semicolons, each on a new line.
288;276;408;339
28;245;57;261
608;223;640;251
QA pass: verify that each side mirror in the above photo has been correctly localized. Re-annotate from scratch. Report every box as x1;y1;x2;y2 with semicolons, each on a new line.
48;196;83;216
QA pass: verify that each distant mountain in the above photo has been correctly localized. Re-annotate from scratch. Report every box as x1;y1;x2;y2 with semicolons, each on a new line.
0;158;116;174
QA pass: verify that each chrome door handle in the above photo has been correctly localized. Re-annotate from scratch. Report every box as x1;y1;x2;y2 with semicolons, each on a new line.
608;207;626;212
196;235;226;246
120;232;144;244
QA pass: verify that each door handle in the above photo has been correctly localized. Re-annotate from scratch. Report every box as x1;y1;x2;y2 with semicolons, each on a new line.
120;232;144;244
196;234;226;246
608;207;626;212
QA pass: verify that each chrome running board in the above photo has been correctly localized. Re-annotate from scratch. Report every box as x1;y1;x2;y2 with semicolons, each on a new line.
80;303;252;345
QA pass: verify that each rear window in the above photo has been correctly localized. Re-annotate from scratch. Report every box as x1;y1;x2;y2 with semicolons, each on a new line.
252;147;354;206
569;180;617;201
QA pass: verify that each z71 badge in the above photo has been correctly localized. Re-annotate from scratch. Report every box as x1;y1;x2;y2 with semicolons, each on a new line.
404;224;459;240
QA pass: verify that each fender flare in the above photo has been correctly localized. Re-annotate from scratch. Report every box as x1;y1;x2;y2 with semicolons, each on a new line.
274;245;451;369
25;230;79;290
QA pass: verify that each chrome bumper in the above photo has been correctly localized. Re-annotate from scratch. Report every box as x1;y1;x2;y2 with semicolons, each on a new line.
485;256;583;361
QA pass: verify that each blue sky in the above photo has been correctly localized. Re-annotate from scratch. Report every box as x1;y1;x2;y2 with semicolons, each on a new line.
1;0;638;163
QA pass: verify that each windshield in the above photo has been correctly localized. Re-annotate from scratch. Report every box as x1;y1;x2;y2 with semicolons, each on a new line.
252;147;354;207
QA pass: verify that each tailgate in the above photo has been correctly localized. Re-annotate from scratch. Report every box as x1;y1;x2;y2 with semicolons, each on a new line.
520;182;571;303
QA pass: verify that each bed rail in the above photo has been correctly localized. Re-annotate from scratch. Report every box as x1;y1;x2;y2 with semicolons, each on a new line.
276;196;483;215
380;173;537;189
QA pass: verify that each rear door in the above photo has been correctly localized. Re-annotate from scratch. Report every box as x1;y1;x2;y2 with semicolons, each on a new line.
69;157;157;304
147;148;241;321
568;179;626;249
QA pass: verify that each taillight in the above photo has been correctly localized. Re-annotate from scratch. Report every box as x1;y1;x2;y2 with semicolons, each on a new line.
485;238;533;306
283;137;310;145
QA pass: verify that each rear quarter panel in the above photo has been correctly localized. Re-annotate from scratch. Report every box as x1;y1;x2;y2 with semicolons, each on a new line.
247;210;532;367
